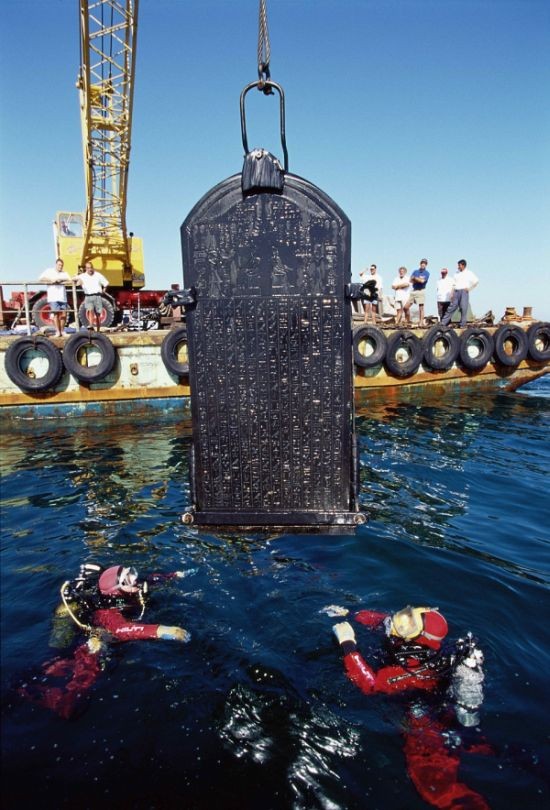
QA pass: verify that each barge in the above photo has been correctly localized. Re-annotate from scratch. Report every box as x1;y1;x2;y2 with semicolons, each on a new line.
352;313;550;403
1;313;548;418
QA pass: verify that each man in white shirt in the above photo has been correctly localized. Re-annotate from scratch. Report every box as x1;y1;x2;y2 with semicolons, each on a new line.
392;266;412;326
436;268;454;322
76;261;109;332
39;258;72;337
359;264;384;323
441;260;479;328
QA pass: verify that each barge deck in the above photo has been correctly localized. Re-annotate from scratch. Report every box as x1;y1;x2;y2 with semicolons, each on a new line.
1;320;548;418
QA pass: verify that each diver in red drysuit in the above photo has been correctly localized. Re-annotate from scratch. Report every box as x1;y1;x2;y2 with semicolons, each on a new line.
330;605;490;810
91;564;189;641
19;563;190;719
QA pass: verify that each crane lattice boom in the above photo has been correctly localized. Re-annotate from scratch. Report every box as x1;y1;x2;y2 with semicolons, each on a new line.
78;0;138;279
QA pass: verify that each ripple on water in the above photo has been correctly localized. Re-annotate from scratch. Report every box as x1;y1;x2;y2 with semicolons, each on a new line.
1;386;549;807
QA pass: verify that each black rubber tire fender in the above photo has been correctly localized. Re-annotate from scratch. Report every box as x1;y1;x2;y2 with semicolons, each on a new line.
353;325;387;368
161;326;189;376
459;328;494;370
527;321;550;362
62;332;117;383
422;325;460;371
78;296;116;328
384;330;423;377
4;336;64;392
493;324;528;367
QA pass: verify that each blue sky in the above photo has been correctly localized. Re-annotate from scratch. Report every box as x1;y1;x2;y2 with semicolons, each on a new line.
1;0;548;320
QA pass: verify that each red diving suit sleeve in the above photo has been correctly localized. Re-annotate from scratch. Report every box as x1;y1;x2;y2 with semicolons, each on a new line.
93;608;160;641
341;611;439;695
354;610;387;627
344;650;377;692
343;651;440;695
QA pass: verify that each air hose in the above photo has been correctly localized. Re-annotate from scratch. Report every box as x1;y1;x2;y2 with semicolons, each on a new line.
60;580;93;633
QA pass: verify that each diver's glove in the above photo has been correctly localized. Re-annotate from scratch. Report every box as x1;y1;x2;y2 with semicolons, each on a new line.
321;605;350;617
87;635;104;654
156;625;191;643
333;621;356;646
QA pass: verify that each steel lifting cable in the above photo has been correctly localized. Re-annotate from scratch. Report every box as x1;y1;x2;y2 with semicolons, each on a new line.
78;2;82;74
257;0;273;94
241;0;288;170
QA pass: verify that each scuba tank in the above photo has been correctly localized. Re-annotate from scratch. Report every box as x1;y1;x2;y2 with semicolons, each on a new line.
449;632;485;727
48;563;103;648
49;597;78;648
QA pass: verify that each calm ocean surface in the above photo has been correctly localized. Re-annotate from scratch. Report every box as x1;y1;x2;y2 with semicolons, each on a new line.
1;378;549;809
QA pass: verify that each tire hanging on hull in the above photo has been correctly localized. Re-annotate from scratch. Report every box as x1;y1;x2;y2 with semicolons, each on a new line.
493;325;528;367
4;336;64;393
423;326;460;371
527;322;550;362
161;326;189;376
353;325;387;368
458;328;494;371
62;333;116;383
384;330;423;377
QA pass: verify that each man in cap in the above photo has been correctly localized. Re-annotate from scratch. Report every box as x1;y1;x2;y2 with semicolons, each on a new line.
409;259;430;327
332;605;448;694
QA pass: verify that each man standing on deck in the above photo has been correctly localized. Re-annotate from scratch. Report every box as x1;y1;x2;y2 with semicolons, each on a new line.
436;268;454;321
441;259;479;328
76;262;109;332
359;264;384;323
392;266;412;326
39;258;71;337
409;259;430;327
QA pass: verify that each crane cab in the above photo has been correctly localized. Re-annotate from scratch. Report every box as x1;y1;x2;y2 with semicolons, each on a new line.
54;211;145;289
54;212;84;277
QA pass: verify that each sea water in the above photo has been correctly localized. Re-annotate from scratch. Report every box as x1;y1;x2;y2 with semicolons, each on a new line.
1;378;549;808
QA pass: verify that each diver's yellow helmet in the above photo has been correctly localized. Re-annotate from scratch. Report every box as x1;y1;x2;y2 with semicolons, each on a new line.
390;606;448;649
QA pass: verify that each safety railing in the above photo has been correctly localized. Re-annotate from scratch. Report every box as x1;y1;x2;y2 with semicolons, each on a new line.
0;281;80;336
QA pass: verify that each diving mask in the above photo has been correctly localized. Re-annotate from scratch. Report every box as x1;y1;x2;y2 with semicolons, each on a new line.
390;606;432;640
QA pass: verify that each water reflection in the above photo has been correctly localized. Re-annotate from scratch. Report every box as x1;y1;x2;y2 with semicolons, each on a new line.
355;390;550;586
1;416;192;551
1;383;549;808
220;666;360;808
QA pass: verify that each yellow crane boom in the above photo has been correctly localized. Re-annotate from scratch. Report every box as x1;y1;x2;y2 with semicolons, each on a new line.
56;0;144;288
